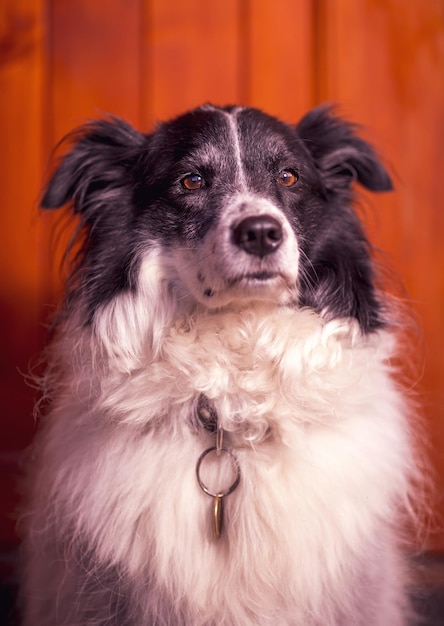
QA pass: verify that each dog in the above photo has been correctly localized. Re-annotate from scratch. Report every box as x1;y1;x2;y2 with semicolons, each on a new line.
22;104;423;625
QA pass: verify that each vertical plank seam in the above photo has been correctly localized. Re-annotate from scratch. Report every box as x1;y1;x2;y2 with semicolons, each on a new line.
237;0;250;105
311;0;327;106
139;0;149;131
39;0;57;307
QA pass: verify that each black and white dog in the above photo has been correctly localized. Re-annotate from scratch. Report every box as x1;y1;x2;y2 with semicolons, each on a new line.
23;104;422;625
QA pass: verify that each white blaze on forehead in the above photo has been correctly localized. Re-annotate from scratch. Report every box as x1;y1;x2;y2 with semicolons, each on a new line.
223;108;248;192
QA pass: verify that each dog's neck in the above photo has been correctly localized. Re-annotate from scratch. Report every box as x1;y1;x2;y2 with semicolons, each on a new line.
194;392;274;447
88;291;371;446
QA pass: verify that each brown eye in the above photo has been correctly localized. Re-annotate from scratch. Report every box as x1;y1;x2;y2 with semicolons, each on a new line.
277;169;298;187
181;173;203;190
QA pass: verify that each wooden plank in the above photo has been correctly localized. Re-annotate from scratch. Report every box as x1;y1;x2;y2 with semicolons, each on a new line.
0;0;47;545
40;0;144;303
245;0;315;122
317;0;444;548
0;0;46;439
143;0;241;127
49;0;143;143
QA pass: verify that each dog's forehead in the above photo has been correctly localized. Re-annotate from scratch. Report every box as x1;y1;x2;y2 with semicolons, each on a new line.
235;108;297;154
161;106;297;166
162;107;231;151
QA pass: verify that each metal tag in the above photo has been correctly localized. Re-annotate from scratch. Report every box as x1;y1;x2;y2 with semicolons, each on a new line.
213;493;223;539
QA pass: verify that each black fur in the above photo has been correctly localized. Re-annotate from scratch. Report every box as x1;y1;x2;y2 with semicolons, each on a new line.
42;104;392;332
295;106;392;331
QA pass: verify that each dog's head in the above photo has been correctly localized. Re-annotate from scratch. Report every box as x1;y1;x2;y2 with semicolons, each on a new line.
42;104;392;333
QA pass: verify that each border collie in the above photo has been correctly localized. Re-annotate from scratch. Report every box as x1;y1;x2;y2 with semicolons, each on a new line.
22;104;422;625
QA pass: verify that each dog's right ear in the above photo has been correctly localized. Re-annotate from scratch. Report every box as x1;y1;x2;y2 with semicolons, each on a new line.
296;105;392;193
41;117;146;217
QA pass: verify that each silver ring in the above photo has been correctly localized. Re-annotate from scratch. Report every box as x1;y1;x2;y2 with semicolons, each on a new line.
196;447;241;498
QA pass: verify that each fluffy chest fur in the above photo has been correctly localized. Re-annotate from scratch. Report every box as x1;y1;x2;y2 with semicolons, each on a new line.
38;304;411;625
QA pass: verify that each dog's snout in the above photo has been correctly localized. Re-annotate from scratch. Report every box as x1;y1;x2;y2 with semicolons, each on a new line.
233;215;283;257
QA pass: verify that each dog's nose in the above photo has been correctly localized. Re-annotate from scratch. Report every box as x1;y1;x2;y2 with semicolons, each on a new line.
233;215;283;257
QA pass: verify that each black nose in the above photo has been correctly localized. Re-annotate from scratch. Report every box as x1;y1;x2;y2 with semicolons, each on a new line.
233;215;283;257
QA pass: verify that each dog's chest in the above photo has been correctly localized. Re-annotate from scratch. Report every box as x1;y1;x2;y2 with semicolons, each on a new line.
144;308;365;434
55;308;409;624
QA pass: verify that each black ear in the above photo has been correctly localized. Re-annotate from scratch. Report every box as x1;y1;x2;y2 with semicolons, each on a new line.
296;105;392;192
41;117;145;215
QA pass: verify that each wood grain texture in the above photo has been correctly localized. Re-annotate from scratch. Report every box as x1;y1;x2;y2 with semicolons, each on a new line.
245;0;315;120
0;1;45;439
0;0;47;544
143;0;241;127
49;0;143;139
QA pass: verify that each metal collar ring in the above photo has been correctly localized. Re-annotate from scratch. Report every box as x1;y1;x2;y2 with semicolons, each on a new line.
196;446;241;498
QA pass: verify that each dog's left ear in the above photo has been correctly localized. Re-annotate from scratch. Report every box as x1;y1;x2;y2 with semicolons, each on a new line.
41;117;146;216
296;105;393;193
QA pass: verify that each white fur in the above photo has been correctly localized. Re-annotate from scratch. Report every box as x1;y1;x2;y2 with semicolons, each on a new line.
24;249;420;625
223;107;248;191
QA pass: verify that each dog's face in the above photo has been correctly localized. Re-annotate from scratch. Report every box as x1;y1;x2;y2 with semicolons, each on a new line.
138;106;319;310
42;104;392;333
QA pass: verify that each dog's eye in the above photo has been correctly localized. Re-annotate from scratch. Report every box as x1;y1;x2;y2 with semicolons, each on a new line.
181;173;204;190
276;169;298;187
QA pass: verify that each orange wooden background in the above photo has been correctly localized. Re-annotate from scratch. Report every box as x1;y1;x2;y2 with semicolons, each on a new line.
1;0;443;552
